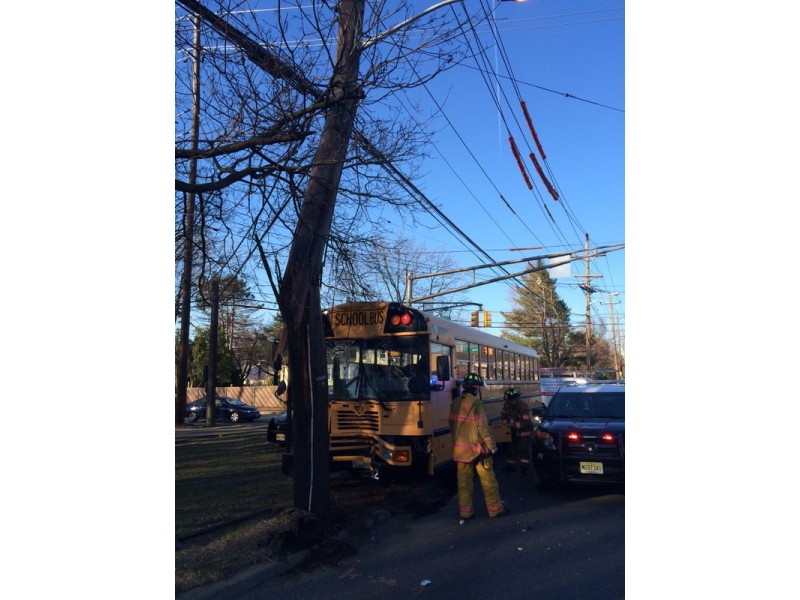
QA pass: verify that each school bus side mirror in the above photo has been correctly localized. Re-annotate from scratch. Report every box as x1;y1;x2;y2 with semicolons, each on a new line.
436;355;451;382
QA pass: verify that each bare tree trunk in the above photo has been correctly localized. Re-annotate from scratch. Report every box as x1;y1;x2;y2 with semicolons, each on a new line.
277;0;364;519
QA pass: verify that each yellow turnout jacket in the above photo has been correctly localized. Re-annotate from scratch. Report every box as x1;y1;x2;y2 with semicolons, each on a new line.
449;390;497;463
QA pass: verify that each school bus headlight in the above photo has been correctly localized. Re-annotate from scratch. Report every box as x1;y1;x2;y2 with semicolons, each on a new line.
380;446;410;463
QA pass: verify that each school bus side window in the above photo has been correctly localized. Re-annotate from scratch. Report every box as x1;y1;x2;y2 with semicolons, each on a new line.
455;339;469;381
479;345;489;381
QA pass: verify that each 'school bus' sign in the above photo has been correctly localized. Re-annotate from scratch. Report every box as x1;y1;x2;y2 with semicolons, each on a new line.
328;303;389;338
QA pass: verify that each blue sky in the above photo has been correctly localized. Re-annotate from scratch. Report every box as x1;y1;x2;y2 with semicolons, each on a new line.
395;0;624;339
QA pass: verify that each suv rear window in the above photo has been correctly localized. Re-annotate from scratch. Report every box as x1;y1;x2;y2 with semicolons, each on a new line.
548;391;624;419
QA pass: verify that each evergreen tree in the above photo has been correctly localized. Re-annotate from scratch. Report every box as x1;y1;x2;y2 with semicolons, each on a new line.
188;327;240;387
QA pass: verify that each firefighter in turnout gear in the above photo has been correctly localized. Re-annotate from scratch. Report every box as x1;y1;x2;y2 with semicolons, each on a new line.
501;388;533;475
449;372;506;519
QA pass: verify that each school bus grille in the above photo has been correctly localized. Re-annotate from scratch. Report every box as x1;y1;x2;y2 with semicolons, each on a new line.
336;407;380;432
329;435;373;455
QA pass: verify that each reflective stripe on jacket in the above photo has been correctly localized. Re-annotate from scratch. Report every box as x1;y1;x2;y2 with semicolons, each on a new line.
449;391;496;463
501;397;533;436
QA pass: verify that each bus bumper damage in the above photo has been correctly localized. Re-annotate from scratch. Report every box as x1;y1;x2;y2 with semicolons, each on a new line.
330;433;413;477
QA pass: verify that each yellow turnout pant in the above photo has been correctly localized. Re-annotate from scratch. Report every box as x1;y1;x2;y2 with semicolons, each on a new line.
456;456;504;518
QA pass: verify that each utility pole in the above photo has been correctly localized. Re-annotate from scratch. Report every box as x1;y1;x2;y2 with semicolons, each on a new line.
175;13;201;425
584;234;592;371
607;292;620;379
205;276;220;426
580;233;603;372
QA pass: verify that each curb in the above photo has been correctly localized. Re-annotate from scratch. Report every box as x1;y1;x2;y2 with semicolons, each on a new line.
175;507;393;599
176;549;310;600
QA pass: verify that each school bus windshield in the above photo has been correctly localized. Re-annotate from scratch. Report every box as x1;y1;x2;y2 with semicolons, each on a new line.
326;336;430;402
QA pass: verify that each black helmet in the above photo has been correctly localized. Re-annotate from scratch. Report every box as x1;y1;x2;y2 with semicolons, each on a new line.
462;372;485;387
504;388;521;401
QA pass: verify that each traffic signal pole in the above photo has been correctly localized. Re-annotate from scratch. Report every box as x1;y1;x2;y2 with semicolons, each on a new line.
404;245;622;306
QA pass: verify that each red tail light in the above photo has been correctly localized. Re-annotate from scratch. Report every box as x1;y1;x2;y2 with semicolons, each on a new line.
389;312;413;326
567;432;580;442
602;433;615;442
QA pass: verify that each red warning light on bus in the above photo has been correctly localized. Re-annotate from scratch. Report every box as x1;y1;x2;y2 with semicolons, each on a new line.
390;312;413;326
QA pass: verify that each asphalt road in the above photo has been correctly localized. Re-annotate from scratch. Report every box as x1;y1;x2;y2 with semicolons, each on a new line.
230;463;624;599
176;417;624;599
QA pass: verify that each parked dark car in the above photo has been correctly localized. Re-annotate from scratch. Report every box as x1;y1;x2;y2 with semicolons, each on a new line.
532;383;624;489
267;411;288;445
184;396;261;423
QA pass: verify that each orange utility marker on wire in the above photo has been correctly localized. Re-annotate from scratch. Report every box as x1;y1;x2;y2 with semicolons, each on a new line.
521;100;559;201
521;100;546;160
508;135;533;190
529;152;559;201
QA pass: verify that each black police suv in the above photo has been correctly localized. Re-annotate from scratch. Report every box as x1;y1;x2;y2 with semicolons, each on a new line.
532;383;624;489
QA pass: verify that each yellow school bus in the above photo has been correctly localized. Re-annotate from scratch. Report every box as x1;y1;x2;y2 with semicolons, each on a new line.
322;301;541;478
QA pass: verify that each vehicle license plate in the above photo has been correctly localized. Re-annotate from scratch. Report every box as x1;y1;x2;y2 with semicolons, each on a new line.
580;461;604;474
276;433;285;441
353;460;371;469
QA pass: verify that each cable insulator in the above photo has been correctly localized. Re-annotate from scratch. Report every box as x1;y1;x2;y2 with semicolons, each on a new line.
508;136;533;190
